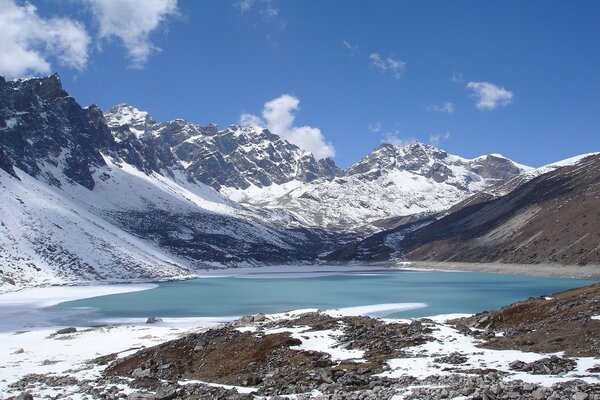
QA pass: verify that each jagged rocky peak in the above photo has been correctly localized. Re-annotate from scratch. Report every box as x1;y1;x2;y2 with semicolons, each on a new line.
0;74;115;189
175;123;342;191
105;103;157;139
469;153;531;180
27;72;69;100
347;141;528;185
101;104;342;192
347;141;449;178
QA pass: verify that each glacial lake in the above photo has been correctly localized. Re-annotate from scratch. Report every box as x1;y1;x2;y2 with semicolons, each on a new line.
48;269;597;326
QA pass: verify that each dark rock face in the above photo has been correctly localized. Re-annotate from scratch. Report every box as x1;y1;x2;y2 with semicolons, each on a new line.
470;154;524;180
175;125;342;190
106;209;325;265
104;104;342;191
0;74;115;190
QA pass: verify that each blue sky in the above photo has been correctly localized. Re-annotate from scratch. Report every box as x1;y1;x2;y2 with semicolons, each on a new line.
2;1;599;168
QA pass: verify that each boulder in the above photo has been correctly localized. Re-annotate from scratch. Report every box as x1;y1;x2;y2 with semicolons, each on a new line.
55;327;77;335
146;316;162;324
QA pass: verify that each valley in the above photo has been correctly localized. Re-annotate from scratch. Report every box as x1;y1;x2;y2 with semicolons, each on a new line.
3;75;597;292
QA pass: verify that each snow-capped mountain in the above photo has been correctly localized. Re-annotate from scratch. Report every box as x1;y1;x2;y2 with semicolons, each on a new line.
0;75;334;290
327;152;600;263
105;104;341;191
229;142;531;232
0;74;535;289
100;101;530;234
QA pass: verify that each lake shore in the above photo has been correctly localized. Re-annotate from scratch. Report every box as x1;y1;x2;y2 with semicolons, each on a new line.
1;274;599;399
2;262;598;295
400;261;600;280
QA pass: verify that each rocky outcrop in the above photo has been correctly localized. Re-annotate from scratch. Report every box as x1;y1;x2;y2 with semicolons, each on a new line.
509;356;577;375
105;104;342;191
105;312;432;396
0;74;116;190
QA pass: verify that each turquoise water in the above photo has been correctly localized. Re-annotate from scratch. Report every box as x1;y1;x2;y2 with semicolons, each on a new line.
54;270;596;322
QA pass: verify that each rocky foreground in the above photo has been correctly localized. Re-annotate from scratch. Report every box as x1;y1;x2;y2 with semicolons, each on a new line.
4;284;600;400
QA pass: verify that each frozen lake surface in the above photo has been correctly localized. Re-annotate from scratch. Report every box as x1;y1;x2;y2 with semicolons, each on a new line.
35;268;596;329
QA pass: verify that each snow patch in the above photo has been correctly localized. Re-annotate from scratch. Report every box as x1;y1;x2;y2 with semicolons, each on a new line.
326;303;428;318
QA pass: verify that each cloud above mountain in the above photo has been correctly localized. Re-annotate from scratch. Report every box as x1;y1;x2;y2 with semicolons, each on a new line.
0;0;90;78
467;81;513;111
0;0;179;78
240;94;335;159
87;0;179;68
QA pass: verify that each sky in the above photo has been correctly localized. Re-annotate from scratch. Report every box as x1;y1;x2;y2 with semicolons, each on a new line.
1;0;599;168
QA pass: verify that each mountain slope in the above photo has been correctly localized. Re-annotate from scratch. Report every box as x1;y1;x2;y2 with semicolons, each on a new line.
0;75;336;290
0;74;555;290
104;104;528;233
233;142;529;232
328;153;600;265
0;167;192;288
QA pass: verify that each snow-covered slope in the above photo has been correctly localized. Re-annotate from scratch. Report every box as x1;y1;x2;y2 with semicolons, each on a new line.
230;142;530;232
0;75;333;291
0;167;193;289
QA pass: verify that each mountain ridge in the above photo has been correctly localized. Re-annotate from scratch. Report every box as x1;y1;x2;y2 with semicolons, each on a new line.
326;153;600;265
0;75;346;290
2;73;585;291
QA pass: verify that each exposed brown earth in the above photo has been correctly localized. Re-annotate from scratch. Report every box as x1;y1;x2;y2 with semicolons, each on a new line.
458;283;600;356
105;327;308;386
105;312;432;396
406;154;600;265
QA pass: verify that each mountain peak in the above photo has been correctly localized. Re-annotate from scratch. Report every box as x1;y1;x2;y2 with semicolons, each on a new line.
105;104;156;138
9;73;69;100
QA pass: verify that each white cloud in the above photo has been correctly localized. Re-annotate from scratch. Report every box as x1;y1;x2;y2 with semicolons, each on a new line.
237;0;255;13
239;94;335;159
239;113;263;127
429;131;450;146
383;129;415;147
369;53;406;79
238;0;279;20
427;102;454;114
452;71;463;83
87;0;179;68
466;81;513;111
342;39;358;56
260;4;279;18
368;122;381;133
0;0;90;78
